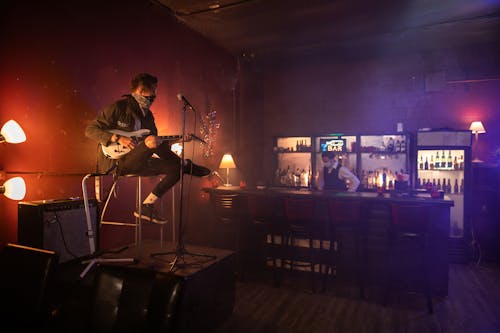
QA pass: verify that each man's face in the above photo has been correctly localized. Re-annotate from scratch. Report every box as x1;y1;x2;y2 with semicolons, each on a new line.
136;84;157;102
322;155;337;163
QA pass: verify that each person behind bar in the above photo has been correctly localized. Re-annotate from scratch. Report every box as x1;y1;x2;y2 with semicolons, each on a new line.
85;73;211;223
318;151;360;192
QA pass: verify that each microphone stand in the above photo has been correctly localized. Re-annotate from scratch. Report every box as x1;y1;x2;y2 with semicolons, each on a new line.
150;98;216;272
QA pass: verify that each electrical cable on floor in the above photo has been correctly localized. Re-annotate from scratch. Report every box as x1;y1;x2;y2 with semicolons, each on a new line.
469;216;482;267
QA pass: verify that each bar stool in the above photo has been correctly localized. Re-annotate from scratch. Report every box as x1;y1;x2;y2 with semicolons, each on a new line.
80;169;168;279
324;198;364;297
282;197;327;293
244;193;285;286
385;203;433;314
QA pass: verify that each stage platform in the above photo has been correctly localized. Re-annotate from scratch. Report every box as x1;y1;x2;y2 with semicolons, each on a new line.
52;240;237;332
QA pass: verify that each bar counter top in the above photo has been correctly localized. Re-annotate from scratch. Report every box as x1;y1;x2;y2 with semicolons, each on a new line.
202;186;454;207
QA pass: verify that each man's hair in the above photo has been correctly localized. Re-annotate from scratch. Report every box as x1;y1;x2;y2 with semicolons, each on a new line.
321;151;336;159
130;73;158;91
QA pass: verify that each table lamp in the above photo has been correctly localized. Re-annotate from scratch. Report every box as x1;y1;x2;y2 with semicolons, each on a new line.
469;121;486;163
219;153;236;186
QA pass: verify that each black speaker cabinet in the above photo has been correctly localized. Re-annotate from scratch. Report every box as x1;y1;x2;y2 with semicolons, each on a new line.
18;199;98;263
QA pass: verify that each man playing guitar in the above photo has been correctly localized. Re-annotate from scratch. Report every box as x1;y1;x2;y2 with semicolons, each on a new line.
85;73;211;223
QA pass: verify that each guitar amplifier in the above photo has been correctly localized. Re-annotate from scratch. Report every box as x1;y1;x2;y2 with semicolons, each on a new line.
18;198;98;263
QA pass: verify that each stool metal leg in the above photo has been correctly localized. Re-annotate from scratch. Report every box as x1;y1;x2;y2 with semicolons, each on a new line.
80;173;135;279
136;176;142;248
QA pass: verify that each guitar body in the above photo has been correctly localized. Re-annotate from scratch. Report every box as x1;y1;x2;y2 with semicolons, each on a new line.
102;129;204;159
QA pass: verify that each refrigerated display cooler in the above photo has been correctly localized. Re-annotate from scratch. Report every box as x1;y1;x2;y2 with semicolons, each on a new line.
416;129;472;242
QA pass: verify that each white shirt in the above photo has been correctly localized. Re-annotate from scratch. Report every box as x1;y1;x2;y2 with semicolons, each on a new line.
318;160;360;192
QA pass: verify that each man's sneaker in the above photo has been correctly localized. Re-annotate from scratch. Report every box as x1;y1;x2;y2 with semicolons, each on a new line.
184;159;211;177
134;204;168;224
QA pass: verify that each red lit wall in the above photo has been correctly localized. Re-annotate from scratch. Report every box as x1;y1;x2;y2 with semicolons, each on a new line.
0;0;237;247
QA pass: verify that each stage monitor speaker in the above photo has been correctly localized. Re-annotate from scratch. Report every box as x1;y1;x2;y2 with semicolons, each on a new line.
18;198;98;263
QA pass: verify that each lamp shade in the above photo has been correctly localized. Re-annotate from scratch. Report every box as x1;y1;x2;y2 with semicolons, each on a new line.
219;153;236;169
469;121;486;134
1;176;26;200
0;120;26;144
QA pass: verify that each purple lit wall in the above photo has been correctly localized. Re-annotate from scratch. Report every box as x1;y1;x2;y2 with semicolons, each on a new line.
238;44;500;184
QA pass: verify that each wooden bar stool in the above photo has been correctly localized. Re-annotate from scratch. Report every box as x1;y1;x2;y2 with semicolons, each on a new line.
324;198;364;297
282;197;327;293
385;203;433;314
244;193;285;286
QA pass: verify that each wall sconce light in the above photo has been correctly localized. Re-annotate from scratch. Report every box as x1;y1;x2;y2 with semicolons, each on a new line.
1;176;26;200
219;153;236;186
469;121;486;163
0;120;26;144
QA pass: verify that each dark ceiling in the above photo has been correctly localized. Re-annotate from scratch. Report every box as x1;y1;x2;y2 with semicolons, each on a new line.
155;0;500;63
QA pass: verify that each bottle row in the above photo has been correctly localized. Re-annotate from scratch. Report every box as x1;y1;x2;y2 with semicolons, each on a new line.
360;168;407;190
418;150;464;170
274;139;312;153
416;177;464;194
274;166;312;187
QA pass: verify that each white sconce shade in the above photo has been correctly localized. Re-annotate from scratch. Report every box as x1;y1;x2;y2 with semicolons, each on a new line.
0;120;26;144
1;176;26;200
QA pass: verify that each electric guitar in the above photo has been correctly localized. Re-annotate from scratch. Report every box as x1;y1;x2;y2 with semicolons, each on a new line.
102;129;205;159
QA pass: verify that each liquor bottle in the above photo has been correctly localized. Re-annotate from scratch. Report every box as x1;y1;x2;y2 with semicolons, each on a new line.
459;155;464;170
424;156;429;170
387;137;395;152
419;155;424;170
417;178;421;188
395;139;400;152
430;155;435;170
447;150;453;169
454;179;459;193
440;150;446;169
453;156;459;170
447;178;452;193
400;138;406;152
437;179;441;190
460;179;464;193
434;151;440;169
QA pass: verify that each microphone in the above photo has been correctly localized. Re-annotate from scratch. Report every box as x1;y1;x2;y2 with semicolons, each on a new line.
177;93;195;111
211;170;225;183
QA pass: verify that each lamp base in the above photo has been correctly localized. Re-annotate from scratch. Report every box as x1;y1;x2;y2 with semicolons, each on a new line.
223;183;233;187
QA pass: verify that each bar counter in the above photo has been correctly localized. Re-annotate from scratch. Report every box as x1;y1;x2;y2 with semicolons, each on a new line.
203;186;454;207
202;186;454;296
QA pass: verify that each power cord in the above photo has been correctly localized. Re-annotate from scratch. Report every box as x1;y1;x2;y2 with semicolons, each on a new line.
469;216;482;266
